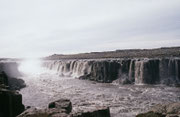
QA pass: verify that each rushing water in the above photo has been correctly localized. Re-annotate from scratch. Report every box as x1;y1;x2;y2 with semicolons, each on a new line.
19;71;180;117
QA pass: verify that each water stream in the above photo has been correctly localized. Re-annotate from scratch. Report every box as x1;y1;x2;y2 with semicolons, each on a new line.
20;71;180;117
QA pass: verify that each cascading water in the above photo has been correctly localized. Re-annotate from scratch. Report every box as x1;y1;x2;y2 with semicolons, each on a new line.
43;58;180;85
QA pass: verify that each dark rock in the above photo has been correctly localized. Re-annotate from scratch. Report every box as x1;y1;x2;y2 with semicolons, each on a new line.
70;106;110;117
0;70;25;117
8;77;26;90
48;99;72;114
0;71;8;86
0;88;25;117
136;111;165;117
0;71;26;90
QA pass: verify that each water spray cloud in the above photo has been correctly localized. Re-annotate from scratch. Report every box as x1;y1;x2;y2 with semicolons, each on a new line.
18;58;44;75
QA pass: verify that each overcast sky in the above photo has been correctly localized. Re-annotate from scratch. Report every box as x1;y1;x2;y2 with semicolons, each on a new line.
0;0;180;58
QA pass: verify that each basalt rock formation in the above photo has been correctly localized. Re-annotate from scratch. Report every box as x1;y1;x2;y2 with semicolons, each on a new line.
0;71;25;117
43;58;180;85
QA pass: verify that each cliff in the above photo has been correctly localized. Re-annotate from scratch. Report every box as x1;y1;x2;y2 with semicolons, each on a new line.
43;58;180;85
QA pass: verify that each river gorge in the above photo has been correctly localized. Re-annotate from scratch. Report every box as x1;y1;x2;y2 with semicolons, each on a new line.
0;57;180;117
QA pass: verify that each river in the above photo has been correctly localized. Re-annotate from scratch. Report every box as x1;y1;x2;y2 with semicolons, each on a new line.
19;71;180;117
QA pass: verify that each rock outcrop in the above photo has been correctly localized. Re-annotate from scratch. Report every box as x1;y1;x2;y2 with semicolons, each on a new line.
43;58;180;85
48;99;72;114
136;102;180;117
0;71;25;117
18;99;110;117
0;61;25;90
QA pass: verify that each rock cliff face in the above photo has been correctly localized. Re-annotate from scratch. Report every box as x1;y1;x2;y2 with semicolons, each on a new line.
0;71;25;117
0;61;25;117
43;58;180;85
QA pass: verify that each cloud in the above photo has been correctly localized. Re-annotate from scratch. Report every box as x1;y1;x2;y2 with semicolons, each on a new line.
0;0;180;58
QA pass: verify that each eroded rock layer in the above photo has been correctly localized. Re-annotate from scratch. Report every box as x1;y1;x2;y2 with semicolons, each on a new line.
43;58;180;85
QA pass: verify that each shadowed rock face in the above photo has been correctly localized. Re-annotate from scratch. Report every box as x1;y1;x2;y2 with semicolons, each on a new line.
0;71;25;117
0;88;25;117
43;58;180;85
0;62;25;117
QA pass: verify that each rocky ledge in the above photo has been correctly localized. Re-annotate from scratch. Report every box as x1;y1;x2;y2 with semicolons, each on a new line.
18;99;111;117
136;102;180;117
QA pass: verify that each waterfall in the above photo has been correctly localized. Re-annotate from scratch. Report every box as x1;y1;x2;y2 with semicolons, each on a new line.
43;58;180;85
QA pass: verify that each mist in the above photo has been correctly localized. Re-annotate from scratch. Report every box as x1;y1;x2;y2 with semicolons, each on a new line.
18;59;45;75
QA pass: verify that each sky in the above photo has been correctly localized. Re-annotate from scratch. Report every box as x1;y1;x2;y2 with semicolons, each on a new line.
0;0;180;58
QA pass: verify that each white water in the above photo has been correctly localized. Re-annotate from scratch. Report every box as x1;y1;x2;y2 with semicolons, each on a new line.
18;59;180;117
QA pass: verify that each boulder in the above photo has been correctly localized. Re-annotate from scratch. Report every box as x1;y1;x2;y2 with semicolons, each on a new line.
70;106;110;117
48;99;72;114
